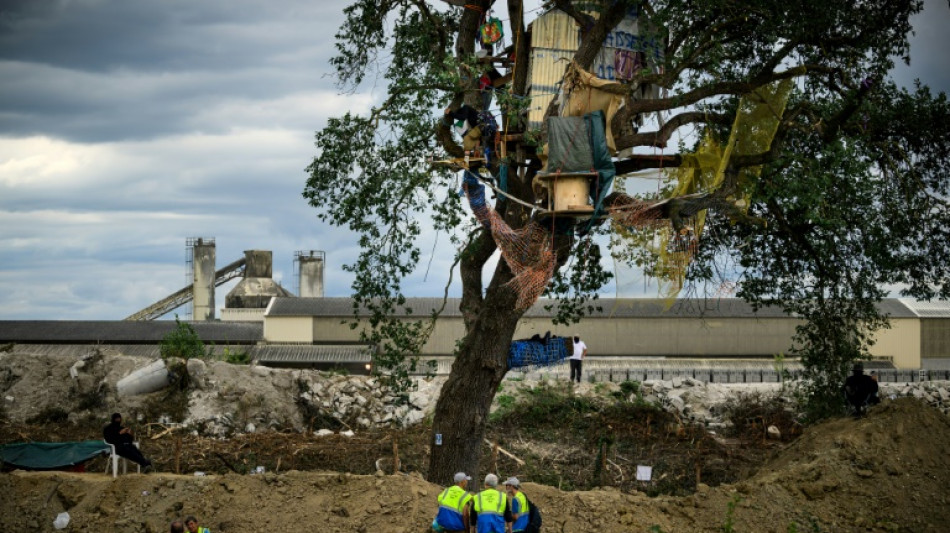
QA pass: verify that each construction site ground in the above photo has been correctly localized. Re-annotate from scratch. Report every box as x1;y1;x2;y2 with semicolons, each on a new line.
2;351;950;532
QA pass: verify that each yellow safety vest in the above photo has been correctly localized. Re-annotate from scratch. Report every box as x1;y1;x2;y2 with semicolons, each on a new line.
473;488;506;515
513;491;528;515
438;485;472;514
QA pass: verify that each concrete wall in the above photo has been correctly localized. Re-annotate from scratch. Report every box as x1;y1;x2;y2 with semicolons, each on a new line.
297;314;798;358
512;316;798;357
263;316;314;343
922;318;950;358
870;317;920;369
263;310;926;368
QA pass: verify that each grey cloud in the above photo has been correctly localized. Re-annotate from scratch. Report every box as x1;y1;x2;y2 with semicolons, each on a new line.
0;0;348;142
890;0;950;94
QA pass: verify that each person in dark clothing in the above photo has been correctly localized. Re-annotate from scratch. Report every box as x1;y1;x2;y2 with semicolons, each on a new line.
170;519;185;533
843;363;879;417
103;412;152;470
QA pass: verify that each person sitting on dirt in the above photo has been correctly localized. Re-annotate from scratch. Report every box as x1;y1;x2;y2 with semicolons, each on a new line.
432;472;473;533
169;519;185;533
470;473;512;533
185;515;210;533
103;412;153;471
843;363;879;417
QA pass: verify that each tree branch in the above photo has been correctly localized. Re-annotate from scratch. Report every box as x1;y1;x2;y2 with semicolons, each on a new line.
614;111;728;150
459;229;497;330
615;154;683;174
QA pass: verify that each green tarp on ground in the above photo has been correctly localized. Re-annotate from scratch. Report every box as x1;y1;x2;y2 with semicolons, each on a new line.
0;441;110;470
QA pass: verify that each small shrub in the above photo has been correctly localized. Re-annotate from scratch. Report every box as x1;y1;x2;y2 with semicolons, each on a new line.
222;347;251;365
721;494;741;533
160;316;206;360
75;388;105;411
490;394;516;422
619;380;641;398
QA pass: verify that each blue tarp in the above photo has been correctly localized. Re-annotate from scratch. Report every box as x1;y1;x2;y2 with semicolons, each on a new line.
508;336;571;370
0;441;110;471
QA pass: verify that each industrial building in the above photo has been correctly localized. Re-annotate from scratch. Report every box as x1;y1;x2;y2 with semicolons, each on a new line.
3;238;948;380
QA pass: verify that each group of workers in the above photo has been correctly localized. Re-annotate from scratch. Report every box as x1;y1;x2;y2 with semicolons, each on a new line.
434;472;540;533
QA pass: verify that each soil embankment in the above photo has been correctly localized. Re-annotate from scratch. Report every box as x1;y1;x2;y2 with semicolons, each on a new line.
2;398;949;532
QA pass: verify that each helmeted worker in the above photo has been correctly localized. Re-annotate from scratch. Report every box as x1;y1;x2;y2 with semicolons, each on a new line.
503;477;529;533
433;472;473;533
471;473;512;533
184;515;210;533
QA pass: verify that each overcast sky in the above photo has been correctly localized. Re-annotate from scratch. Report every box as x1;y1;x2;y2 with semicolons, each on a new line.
1;0;948;321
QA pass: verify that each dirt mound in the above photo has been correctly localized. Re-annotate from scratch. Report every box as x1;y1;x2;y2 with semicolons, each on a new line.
2;397;949;532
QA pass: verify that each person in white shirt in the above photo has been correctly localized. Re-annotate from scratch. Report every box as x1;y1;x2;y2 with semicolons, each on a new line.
570;336;587;383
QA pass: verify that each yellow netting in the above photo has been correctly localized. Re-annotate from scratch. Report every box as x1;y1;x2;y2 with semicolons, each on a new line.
610;80;793;304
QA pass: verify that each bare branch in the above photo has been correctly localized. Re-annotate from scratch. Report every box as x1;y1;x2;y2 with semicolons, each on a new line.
614;111;728;150
628;65;821;114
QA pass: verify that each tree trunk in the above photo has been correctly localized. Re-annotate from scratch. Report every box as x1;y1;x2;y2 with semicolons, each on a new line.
427;293;521;484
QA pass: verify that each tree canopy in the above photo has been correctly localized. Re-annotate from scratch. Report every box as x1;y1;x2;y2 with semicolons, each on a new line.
305;0;950;479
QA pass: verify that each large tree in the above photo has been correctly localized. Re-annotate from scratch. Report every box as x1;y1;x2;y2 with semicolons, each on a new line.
305;0;950;481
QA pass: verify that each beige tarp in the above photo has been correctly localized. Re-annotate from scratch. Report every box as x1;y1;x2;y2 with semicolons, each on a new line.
560;61;625;154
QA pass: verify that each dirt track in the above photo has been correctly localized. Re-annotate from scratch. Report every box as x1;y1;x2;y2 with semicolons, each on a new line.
2;398;949;532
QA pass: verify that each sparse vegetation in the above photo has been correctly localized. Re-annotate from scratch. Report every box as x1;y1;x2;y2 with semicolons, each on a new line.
721;392;802;442
220;347;251;365
25;406;69;424
721;494;741;533
141;358;191;423
159;316;207;360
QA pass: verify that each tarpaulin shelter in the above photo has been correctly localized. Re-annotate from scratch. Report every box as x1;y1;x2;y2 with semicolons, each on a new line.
0;441;110;471
534;111;616;230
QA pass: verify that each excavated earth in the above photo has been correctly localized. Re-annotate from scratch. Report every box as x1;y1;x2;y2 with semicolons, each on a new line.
2;400;949;532
2;351;950;532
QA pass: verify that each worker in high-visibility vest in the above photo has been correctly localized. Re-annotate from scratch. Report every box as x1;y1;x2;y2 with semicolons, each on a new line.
184;516;210;533
503;477;529;533
470;473;512;533
433;472;473;533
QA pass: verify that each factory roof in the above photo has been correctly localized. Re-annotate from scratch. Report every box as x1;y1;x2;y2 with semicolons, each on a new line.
898;299;950;318
0;320;263;344
265;297;917;319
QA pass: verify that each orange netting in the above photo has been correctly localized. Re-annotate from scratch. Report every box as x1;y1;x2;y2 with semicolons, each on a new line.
463;171;557;310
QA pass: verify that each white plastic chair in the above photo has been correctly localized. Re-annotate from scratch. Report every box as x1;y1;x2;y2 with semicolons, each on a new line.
103;440;141;477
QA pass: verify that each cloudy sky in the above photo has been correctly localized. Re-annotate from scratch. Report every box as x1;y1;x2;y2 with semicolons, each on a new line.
1;0;948;320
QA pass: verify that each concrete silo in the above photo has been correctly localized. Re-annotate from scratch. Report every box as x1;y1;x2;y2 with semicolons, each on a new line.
225;250;293;309
189;237;216;321
295;250;325;298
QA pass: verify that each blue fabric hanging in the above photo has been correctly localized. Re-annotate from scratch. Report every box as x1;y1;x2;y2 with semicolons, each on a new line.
579;110;616;235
